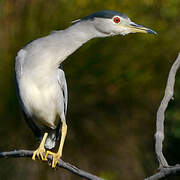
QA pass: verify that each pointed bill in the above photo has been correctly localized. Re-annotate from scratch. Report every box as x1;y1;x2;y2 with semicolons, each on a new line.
128;22;157;35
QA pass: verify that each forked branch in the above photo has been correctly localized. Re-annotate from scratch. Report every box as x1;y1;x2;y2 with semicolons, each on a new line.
145;53;180;180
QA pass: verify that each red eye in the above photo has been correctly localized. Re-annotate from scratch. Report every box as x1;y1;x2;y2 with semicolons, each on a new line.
113;17;120;23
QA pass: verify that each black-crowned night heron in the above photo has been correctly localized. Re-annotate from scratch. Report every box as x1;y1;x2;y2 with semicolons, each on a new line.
15;10;156;168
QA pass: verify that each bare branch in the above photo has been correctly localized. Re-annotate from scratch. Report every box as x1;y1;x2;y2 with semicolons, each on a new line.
0;150;104;180
155;52;180;168
145;53;180;180
145;165;180;180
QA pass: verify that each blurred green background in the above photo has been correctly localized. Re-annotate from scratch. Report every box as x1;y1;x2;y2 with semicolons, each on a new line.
0;0;180;179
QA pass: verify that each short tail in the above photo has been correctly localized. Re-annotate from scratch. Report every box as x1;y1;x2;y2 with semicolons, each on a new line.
45;131;56;149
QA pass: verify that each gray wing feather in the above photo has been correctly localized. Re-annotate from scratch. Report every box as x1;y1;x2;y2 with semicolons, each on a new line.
54;65;68;144
58;65;68;115
15;50;43;139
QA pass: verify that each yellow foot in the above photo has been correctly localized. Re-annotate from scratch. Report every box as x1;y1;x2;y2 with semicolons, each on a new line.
44;151;61;168
32;147;46;161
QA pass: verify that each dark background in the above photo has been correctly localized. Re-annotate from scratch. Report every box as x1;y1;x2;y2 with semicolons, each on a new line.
0;0;180;179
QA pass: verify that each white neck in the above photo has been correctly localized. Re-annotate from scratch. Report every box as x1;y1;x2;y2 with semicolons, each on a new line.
52;21;107;67
21;21;108;80
65;20;107;42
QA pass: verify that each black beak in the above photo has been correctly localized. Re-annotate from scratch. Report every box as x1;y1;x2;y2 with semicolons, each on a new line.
129;22;157;35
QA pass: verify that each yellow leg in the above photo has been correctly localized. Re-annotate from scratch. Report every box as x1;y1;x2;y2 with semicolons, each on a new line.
45;120;67;168
32;132;48;161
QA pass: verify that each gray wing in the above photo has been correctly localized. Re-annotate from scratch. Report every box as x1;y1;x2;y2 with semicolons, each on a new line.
58;64;68;115
15;49;43;139
54;65;68;142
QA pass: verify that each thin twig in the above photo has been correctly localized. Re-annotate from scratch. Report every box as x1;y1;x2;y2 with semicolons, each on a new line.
0;150;104;180
145;53;180;180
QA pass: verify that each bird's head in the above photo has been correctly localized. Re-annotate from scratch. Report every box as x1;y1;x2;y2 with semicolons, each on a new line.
73;10;157;37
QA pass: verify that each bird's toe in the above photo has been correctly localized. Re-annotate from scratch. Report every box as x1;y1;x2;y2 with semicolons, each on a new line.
45;150;61;168
32;147;46;161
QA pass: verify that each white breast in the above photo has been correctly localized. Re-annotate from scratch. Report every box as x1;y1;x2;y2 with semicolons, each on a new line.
19;73;64;129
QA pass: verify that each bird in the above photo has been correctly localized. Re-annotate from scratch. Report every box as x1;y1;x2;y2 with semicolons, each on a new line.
15;10;156;168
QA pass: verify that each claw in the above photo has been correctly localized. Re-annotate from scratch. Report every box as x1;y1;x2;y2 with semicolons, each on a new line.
32;147;46;161
44;150;61;168
32;132;48;161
